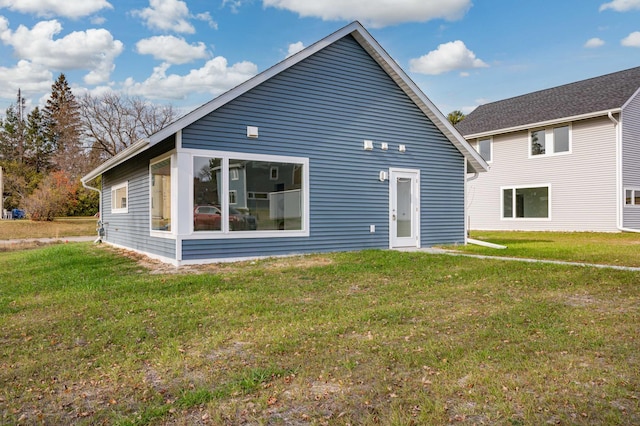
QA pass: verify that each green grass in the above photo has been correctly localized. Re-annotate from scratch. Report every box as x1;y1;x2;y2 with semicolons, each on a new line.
1;243;639;424
0;216;97;240
451;231;640;267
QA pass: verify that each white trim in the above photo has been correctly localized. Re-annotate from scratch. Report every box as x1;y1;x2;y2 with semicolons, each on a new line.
187;148;310;238
389;168;420;249
82;139;149;184
149;153;175;235
500;184;552;221
528;124;572;159
464;108;620;139
110;181;128;214
624;187;640;206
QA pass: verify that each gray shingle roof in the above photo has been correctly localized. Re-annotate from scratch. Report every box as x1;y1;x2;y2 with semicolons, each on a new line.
456;66;640;136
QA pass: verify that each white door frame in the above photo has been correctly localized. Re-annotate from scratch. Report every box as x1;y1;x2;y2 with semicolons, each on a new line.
389;168;420;248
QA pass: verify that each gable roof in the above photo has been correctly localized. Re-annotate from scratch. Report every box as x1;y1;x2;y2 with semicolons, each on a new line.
83;22;487;183
456;66;640;138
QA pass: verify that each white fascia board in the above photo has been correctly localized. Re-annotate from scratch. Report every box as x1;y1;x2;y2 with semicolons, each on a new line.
463;108;622;139
81;139;149;183
350;28;488;173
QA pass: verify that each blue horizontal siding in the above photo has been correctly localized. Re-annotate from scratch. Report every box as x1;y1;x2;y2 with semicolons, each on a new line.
102;137;176;260
180;35;465;261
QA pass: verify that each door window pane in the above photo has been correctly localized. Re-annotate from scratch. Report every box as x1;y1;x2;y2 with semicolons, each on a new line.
151;159;171;231
396;177;412;238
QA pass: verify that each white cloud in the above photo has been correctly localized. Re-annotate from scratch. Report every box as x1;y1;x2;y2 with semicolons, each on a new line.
123;57;258;100
0;0;112;19
600;0;640;12
136;36;209;64
286;41;305;57
262;0;472;28
584;37;605;48
223;0;247;13
409;40;488;75
195;11;218;29
133;0;195;34
621;31;640;46
0;18;123;84
0;59;52;99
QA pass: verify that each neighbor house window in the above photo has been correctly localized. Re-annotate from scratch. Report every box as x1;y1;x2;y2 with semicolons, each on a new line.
192;153;308;235
111;181;128;214
151;157;172;231
502;185;549;219
530;125;571;157
476;138;492;162
625;188;640;206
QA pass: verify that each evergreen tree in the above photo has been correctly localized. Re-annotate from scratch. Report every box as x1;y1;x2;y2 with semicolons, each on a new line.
25;107;53;173
44;74;86;178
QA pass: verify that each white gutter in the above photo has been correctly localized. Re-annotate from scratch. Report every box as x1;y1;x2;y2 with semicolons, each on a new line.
609;111;640;233
465;108;621;139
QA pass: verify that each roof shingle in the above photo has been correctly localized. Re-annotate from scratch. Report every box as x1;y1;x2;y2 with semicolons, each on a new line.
456;66;640;136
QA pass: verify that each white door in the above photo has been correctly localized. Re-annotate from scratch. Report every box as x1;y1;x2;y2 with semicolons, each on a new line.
389;169;420;248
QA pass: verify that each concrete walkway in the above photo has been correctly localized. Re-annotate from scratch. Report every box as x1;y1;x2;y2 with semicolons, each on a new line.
0;235;96;246
397;247;640;272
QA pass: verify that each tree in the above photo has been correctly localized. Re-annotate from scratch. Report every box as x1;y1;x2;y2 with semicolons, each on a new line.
80;92;177;158
23;170;76;221
24;107;54;173
44;74;86;178
447;110;465;126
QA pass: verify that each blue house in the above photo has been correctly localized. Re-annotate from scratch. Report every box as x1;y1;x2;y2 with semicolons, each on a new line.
81;22;488;266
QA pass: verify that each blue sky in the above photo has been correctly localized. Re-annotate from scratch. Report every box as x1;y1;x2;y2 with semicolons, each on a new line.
0;0;638;117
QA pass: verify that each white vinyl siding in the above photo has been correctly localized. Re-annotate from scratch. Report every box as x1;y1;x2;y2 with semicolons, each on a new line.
467;116;617;231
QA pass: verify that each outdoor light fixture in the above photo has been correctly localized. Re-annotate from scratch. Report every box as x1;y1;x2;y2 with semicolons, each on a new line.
379;170;388;181
381;142;388;150
398;144;406;152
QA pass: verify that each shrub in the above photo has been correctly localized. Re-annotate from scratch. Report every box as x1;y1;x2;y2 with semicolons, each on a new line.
23;171;76;221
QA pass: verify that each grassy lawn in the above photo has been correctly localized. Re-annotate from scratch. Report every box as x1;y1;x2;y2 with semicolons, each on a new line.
451;231;640;267
1;244;638;425
0;217;97;240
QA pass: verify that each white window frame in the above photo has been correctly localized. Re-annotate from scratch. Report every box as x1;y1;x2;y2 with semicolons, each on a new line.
624;187;640;207
528;124;571;158
149;154;174;237
270;166;279;181
111;181;128;214
187;149;310;239
500;184;552;221
476;137;492;163
229;190;237;205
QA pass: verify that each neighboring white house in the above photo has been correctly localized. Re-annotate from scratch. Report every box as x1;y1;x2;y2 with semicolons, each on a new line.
456;66;640;232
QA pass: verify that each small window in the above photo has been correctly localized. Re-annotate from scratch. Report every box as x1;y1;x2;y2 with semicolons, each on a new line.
477;138;492;162
111;182;128;214
530;125;571;157
229;190;237;205
502;185;549;219
230;168;239;181
625;188;640;206
270;166;279;181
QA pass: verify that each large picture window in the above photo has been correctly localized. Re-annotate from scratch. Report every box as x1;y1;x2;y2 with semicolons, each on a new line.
151;158;172;231
193;154;306;234
111;181;128;214
502;186;549;219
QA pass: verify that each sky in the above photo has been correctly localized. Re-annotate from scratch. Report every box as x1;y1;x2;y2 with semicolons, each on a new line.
0;0;638;118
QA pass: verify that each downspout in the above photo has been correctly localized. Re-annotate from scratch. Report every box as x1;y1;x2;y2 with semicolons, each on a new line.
609;111;640;233
465;168;480;238
82;179;104;243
